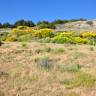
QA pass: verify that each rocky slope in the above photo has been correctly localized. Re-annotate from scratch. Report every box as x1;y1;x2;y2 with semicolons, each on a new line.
55;20;96;32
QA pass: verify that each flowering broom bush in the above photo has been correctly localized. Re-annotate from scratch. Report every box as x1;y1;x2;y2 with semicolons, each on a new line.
57;31;74;37
51;36;72;44
72;37;89;44
3;26;96;45
81;32;96;38
5;26;36;42
34;28;54;38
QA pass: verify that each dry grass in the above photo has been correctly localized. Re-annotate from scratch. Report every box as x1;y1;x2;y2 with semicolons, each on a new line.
0;42;96;96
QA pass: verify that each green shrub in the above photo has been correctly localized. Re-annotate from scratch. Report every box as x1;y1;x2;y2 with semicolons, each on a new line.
0;32;8;41
39;37;51;43
34;56;53;70
21;42;27;48
60;72;96;88
51;36;71;44
37;21;56;29
53;48;65;54
64;64;81;73
18;34;33;42
73;72;96;88
44;47;51;52
88;39;96;45
72;37;88;44
60;79;72;85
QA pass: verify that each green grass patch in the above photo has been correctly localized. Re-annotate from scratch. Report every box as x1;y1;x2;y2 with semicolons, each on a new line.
60;72;96;89
52;48;65;54
21;42;27;48
58;64;81;73
64;64;81;73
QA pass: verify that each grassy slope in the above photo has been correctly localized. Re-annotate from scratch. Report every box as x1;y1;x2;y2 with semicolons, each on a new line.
0;42;96;96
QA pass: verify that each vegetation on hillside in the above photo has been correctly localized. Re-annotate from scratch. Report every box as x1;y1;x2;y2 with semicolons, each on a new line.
0;26;96;45
0;19;96;96
0;18;86;28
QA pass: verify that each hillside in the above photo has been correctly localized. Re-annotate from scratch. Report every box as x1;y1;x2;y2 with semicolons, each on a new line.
0;42;96;96
0;20;96;96
55;20;96;32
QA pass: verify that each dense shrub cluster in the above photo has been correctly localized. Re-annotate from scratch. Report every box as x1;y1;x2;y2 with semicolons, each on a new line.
0;20;35;28
0;32;8;41
34;28;54;38
37;21;56;29
1;26;96;45
5;26;35;42
81;32;96;38
40;31;96;45
4;26;54;42
51;32;89;44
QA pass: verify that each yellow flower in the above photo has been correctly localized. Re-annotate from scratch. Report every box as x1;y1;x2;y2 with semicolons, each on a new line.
58;31;74;37
82;32;96;38
5;37;15;42
74;37;88;44
34;28;54;38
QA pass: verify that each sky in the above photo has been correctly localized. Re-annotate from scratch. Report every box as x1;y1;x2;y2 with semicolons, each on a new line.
0;0;96;23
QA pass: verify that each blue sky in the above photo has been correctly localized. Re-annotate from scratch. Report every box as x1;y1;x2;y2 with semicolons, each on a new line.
0;0;96;23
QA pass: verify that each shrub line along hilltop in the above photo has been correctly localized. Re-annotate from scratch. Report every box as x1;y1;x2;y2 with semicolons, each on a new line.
0;18;86;28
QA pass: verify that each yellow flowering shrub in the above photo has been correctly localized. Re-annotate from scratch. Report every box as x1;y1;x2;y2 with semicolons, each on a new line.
5;26;36;42
4;26;96;45
58;31;74;37
81;32;96;38
34;28;54;38
5;27;54;42
73;37;88;44
12;26;35;36
51;36;71;44
5;37;16;42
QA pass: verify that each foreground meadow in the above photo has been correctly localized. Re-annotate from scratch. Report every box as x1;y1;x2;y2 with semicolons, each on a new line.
0;42;96;96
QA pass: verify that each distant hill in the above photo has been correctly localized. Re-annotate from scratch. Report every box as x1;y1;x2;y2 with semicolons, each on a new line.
55;20;96;32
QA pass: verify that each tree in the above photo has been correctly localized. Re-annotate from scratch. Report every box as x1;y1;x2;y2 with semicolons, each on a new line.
2;22;12;28
14;19;35;27
52;19;69;24
37;21;49;25
0;23;2;28
25;20;35;27
37;21;56;29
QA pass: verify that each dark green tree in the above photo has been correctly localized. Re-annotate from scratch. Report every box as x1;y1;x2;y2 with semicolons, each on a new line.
14;19;35;27
37;21;55;29
0;23;2;28
2;22;11;28
25;20;35;27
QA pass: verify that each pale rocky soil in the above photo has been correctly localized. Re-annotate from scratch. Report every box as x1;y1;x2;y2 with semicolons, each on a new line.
55;20;96;32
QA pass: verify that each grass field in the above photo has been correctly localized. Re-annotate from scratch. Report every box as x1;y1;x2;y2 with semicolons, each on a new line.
0;42;96;96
